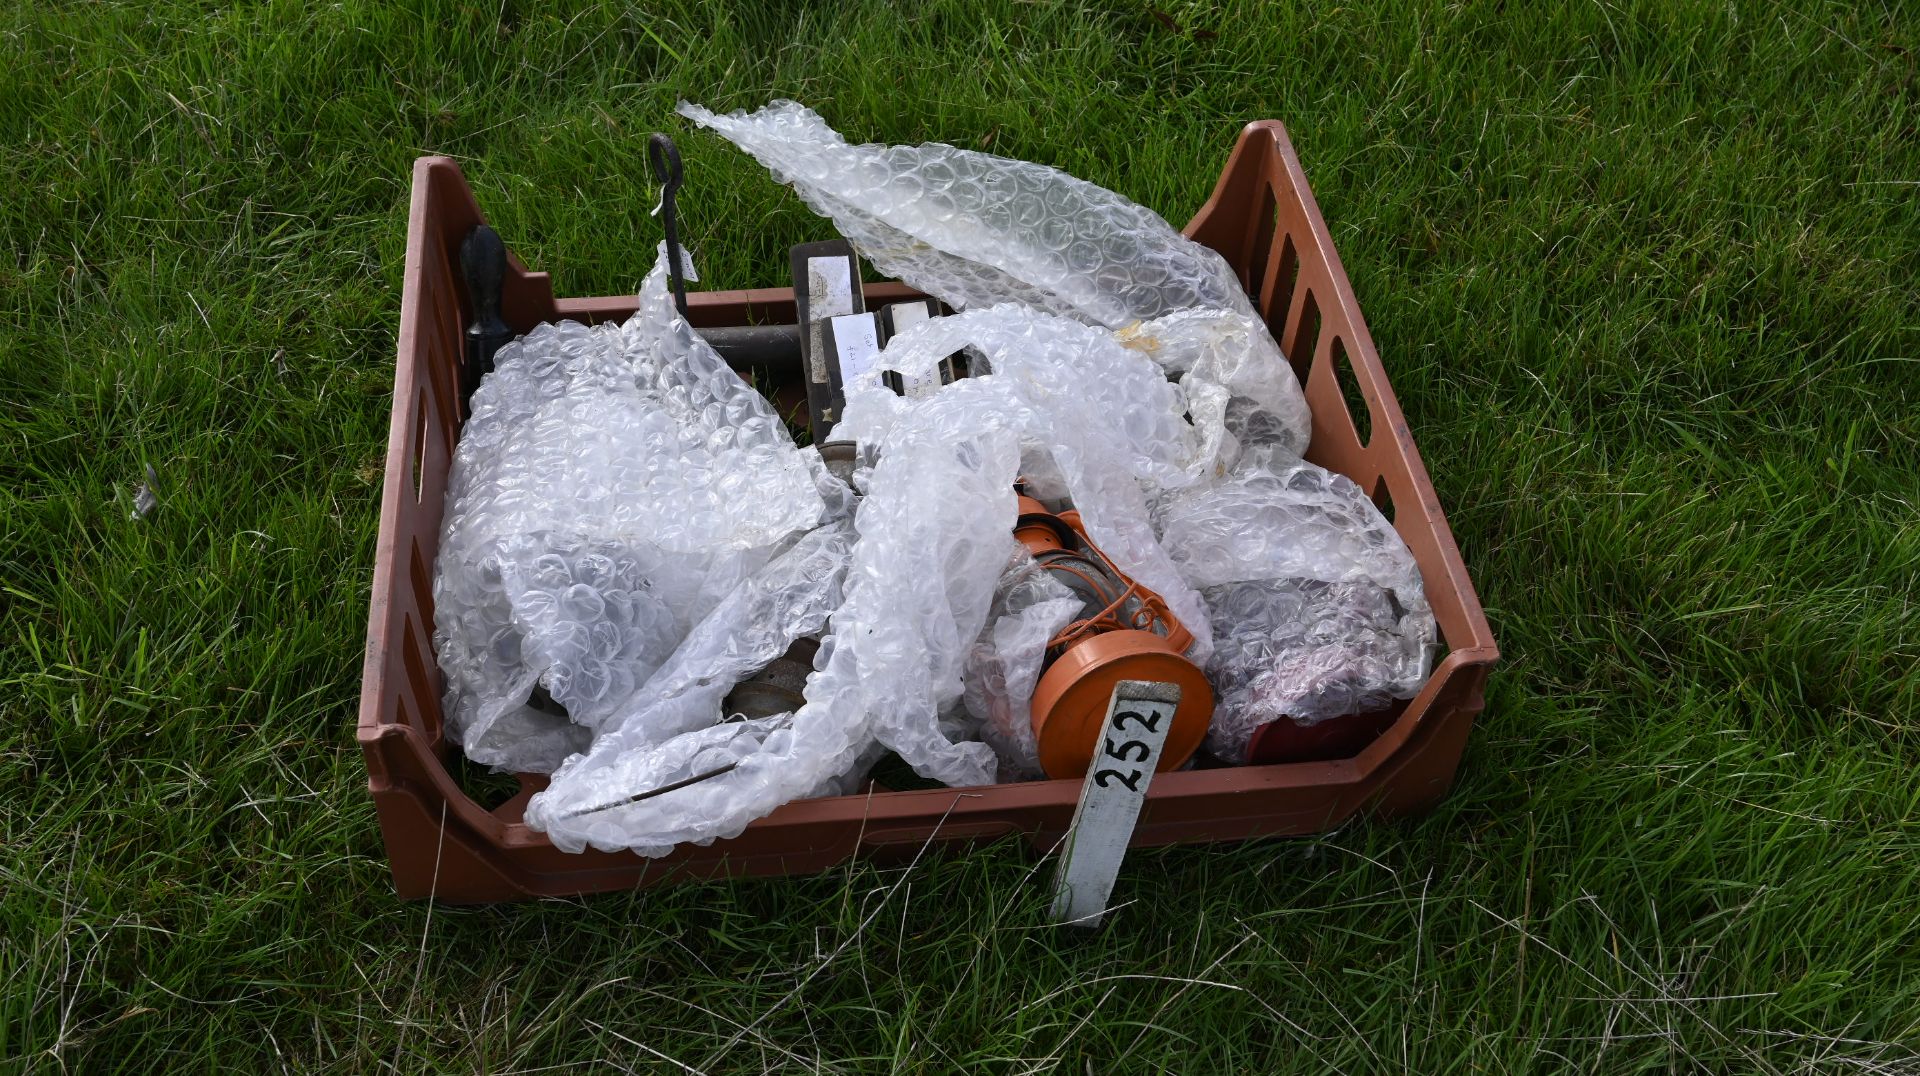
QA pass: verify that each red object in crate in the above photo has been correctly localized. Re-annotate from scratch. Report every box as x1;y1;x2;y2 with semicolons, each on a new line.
1247;706;1403;765
357;121;1499;901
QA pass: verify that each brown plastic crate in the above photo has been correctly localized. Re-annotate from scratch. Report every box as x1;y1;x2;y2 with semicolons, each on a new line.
358;121;1499;902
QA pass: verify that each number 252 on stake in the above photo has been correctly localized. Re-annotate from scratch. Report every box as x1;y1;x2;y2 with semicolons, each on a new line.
1050;680;1182;927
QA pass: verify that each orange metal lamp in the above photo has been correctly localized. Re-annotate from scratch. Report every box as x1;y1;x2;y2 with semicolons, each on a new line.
1015;495;1214;778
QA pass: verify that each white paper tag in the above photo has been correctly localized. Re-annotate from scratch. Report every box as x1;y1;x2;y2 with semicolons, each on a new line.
884;302;945;397
1049;679;1181;927
655;240;699;282
828;312;882;386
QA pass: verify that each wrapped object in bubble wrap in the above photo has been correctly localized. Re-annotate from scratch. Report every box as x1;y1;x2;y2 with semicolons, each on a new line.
527;380;1029;853
589;520;856;746
841;303;1213;660
432;254;826;773
1156;448;1436;762
679;98;1311;466
527;295;1248;854
962;551;1082;780
1114;309;1310;479
523;521;861;854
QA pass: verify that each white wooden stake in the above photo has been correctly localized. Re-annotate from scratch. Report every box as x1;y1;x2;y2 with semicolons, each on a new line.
1049;679;1181;927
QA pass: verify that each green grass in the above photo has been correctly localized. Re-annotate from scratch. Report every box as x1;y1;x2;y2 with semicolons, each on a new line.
3;0;1918;1071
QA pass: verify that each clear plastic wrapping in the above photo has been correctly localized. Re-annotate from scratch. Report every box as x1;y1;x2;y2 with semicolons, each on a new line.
839;303;1214;660
432;254;826;772
526;380;1030;852
1202;577;1421;749
679;99;1310;461
1155;448;1436;761
1115;308;1313;473
523;299;1276;852
436;101;1439;856
521;520;859;853
590;520;855;745
680;100;1247;326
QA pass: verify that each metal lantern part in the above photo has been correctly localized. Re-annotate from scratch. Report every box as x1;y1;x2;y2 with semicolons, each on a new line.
723;637;820;721
1015;496;1214;778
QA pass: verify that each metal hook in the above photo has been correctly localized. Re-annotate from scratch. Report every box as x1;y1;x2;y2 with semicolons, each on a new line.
648;132;689;317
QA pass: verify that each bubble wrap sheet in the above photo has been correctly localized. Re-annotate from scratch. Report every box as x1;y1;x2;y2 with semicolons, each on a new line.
526;381;1029;853
679;99;1310;463
439;103;1435;854
524;298;1251;853
1156;448;1436;762
522;521;856;851
839;303;1213;660
1115;309;1312;476
588;521;855;746
433;254;826;773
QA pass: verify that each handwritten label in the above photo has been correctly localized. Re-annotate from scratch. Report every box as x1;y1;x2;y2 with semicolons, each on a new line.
828;312;882;385
883;302;944;397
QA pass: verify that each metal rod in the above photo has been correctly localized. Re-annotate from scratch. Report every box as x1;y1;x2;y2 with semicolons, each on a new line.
696;323;803;370
559;762;740;819
648;133;689;318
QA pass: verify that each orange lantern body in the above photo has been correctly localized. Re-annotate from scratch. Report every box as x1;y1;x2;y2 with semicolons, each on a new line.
1014;496;1215;778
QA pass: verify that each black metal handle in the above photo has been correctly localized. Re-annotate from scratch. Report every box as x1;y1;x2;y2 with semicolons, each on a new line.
460;224;514;406
648;132;689;318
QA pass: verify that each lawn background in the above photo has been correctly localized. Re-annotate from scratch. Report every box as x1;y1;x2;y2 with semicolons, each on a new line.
3;0;1918;1072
